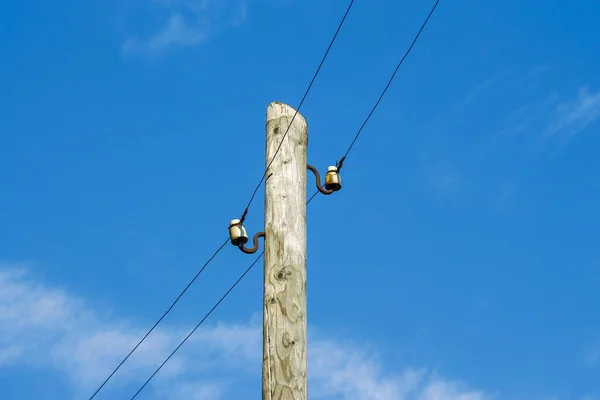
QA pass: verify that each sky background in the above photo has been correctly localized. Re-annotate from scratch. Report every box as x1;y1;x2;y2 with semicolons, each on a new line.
1;0;600;399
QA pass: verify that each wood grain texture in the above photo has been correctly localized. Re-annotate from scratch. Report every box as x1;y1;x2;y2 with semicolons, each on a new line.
263;102;308;400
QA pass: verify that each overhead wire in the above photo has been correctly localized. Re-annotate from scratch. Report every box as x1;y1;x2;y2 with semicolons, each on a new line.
104;0;442;396
309;0;440;207
335;0;441;172
239;0;356;224
307;190;319;205
86;237;230;400
128;4;444;391
129;252;265;400
128;190;320;397
86;3;356;397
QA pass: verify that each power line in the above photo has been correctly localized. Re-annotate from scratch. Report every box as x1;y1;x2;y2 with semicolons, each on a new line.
129;191;322;397
239;0;356;223
88;4;357;396
307;190;319;205
336;0;441;171
103;2;442;396
87;237;230;400
129;252;264;400
309;0;440;203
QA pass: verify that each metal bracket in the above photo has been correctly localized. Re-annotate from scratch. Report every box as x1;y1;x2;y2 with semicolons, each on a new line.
307;164;333;195
238;231;265;254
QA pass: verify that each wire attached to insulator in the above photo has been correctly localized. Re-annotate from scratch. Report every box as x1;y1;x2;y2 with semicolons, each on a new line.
335;0;441;171
307;164;342;195
236;0;356;223
129;176;333;398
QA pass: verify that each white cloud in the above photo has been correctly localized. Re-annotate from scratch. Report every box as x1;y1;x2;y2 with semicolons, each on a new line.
416;379;491;400
469;83;600;196
124;13;207;53
310;338;420;399
0;265;239;398
0;265;493;400
310;338;492;400
156;380;224;400
123;0;247;54
544;87;600;142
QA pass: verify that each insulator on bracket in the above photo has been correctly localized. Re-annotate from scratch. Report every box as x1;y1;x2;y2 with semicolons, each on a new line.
324;166;342;192
307;164;342;195
229;219;249;246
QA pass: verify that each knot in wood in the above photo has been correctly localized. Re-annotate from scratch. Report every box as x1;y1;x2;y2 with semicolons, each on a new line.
275;268;290;281
282;332;296;348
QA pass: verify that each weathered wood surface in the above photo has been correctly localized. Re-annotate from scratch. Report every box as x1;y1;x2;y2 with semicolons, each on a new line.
263;102;308;400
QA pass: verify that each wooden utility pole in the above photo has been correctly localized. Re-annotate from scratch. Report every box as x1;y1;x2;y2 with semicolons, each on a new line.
263;102;308;400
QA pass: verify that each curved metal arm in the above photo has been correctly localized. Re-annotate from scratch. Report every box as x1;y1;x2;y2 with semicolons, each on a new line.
307;164;334;195
238;232;265;254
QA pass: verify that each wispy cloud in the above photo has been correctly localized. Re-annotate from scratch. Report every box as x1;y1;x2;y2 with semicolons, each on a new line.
0;264;492;399
124;13;207;53
430;71;600;203
487;85;600;159
0;265;255;398
543;87;600;143
123;0;247;54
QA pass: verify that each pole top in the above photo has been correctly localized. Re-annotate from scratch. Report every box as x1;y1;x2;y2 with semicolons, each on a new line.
267;102;307;127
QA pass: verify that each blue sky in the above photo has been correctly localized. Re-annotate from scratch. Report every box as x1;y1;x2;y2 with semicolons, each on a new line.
1;0;600;399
